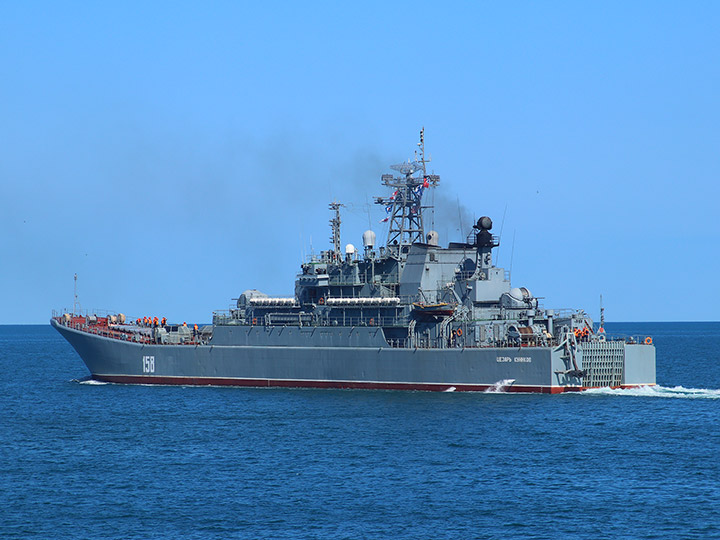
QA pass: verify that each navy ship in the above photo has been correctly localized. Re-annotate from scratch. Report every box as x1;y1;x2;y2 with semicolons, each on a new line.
52;130;655;393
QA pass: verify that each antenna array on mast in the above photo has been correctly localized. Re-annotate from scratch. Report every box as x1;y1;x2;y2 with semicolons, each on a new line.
375;128;440;252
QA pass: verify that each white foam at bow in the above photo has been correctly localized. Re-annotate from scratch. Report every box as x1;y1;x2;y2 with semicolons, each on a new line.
485;379;516;393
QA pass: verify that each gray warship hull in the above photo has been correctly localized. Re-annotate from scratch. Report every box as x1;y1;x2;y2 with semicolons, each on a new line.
52;318;655;393
52;131;656;392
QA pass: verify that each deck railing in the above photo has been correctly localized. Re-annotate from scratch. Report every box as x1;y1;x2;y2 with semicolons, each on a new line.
53;313;653;350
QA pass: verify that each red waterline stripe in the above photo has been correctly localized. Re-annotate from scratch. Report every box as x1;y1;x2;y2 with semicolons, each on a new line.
93;374;600;393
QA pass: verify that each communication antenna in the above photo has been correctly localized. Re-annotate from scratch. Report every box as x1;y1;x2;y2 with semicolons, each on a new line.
73;273;81;315
508;230;516;281
599;294;605;332
430;185;435;232
456;196;464;238
495;204;508;266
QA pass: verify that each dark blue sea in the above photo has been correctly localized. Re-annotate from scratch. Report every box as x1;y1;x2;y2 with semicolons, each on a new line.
2;322;719;539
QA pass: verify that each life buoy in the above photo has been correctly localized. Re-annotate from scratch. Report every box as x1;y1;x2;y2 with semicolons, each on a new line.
252;317;257;325
318;297;325;305
456;328;463;337
644;336;652;345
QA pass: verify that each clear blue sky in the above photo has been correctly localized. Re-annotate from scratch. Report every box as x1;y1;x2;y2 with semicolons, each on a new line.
1;1;718;324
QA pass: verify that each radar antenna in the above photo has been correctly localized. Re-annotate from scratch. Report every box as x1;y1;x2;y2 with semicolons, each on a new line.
375;128;440;253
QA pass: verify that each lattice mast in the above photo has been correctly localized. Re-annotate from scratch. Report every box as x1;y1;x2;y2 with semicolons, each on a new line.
375;128;440;253
328;201;345;262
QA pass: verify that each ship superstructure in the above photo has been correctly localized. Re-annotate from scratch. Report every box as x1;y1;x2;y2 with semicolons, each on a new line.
52;131;655;392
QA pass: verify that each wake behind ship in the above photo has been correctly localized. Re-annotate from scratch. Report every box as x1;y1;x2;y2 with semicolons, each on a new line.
52;131;656;393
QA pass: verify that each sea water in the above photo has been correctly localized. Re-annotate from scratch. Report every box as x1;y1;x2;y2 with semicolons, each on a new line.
1;322;719;539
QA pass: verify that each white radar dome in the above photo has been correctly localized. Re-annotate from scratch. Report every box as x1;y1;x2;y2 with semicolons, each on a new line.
345;243;356;255
509;288;524;301
362;230;376;248
426;230;439;246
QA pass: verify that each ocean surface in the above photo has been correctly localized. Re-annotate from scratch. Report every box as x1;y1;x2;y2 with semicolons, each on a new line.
1;322;719;539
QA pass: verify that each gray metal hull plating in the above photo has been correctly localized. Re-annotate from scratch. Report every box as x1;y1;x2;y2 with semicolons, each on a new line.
53;319;655;393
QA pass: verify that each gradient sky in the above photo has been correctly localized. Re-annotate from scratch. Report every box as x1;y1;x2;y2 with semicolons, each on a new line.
1;1;719;324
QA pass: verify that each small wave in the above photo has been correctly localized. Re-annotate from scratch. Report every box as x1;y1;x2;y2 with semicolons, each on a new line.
443;386;457;392
582;385;720;399
75;378;108;385
484;379;516;393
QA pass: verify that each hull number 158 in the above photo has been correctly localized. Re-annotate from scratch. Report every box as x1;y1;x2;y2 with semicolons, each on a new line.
142;355;155;373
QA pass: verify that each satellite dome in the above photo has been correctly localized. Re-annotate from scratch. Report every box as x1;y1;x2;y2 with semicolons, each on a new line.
477;216;493;230
345;243;356;255
362;230;376;248
509;287;524;301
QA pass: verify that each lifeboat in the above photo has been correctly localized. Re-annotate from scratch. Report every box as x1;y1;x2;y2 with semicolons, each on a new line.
412;302;456;317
